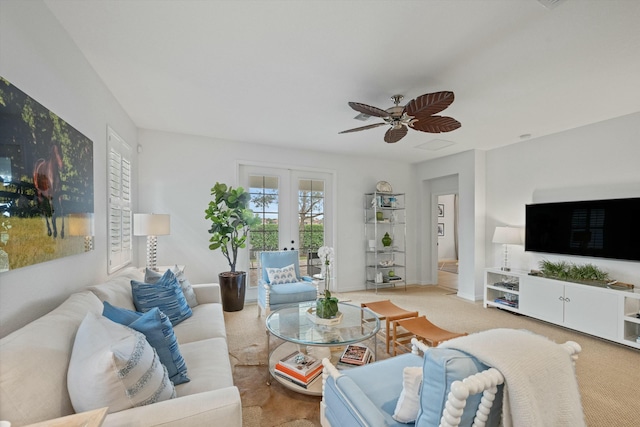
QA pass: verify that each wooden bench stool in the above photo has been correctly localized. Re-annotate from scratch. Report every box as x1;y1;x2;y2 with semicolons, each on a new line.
392;315;467;355
360;300;419;354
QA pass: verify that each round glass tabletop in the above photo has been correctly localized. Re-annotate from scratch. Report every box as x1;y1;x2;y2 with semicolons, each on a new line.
266;301;380;346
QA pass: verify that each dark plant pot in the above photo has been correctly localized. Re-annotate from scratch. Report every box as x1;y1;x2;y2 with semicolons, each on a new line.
219;271;246;312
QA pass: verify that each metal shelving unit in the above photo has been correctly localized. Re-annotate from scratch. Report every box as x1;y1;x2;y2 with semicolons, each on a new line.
364;192;406;293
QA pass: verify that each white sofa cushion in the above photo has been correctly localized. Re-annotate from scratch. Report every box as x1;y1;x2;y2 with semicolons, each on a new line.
67;312;176;414
176;338;235;396
173;303;227;344
87;267;143;311
0;291;103;425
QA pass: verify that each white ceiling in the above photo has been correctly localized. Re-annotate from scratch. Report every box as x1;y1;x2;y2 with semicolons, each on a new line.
44;0;640;164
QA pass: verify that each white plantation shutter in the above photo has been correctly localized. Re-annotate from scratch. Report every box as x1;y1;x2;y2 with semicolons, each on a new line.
107;126;133;273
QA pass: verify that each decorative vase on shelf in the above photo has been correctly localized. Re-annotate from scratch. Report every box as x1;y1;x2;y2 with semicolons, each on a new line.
376;211;384;221
382;232;392;247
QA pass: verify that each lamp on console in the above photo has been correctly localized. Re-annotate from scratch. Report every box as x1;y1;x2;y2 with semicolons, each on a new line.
492;226;522;271
134;213;170;271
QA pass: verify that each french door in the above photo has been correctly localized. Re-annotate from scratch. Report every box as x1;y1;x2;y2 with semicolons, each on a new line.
239;165;333;300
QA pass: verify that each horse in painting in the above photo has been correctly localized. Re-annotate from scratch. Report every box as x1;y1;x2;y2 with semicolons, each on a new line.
33;144;65;238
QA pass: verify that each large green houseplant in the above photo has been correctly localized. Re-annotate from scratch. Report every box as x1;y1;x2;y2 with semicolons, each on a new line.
205;182;260;311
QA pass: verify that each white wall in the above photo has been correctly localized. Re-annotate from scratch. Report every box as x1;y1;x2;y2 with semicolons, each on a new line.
486;112;640;284
0;1;138;337
413;150;486;301
136;129;415;294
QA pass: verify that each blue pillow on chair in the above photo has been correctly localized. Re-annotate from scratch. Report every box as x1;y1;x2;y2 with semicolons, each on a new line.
102;301;190;385
131;269;192;326
416;348;502;426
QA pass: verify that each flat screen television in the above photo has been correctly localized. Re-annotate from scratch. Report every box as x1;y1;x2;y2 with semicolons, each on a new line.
525;198;640;262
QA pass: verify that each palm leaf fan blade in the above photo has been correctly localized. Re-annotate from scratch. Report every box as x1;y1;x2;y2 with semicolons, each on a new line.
339;122;387;134
404;91;455;117
410;116;461;133
348;102;390;118
384;125;408;143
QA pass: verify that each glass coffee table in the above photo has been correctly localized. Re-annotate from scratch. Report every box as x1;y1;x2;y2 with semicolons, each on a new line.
265;301;380;396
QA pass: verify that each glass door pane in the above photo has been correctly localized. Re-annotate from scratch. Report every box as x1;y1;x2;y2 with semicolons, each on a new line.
297;179;325;277
248;174;281;288
240;165;333;297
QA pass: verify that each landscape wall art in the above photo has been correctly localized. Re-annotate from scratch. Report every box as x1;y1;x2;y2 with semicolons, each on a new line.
0;77;94;272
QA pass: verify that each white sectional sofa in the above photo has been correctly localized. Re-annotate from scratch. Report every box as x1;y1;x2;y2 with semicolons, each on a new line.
0;267;242;427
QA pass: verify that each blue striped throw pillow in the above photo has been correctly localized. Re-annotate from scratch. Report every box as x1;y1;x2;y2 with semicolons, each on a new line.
102;301;190;385
131;269;192;326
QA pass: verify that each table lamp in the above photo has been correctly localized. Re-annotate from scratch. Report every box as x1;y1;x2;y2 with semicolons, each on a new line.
133;213;170;270
492;226;522;271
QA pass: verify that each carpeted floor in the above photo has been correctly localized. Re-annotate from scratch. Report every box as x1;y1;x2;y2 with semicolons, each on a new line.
224;285;640;427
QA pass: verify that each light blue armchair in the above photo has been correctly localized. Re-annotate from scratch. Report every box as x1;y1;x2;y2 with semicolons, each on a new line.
321;332;583;427
257;250;319;316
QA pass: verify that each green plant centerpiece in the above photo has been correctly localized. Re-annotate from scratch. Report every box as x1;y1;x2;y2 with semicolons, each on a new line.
205;182;260;311
538;260;609;285
316;246;339;319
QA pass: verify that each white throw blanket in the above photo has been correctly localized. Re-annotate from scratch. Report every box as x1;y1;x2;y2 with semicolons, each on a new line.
439;328;585;427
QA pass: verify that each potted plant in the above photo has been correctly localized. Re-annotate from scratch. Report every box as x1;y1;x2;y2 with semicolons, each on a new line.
205;182;260;311
315;246;339;319
538;260;609;285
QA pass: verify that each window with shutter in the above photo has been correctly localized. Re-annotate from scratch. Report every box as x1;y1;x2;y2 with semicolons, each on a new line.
107;126;133;273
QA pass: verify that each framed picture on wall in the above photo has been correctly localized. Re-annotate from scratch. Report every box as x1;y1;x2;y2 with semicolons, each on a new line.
438;204;444;217
438;223;445;236
0;77;95;272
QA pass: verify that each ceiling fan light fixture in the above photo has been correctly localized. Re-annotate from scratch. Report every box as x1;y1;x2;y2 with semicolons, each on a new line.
339;91;460;143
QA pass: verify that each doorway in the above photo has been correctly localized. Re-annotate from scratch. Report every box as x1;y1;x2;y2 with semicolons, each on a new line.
437;194;459;290
239;165;333;301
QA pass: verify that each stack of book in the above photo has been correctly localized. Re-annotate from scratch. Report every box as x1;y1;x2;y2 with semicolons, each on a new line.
274;350;322;389
494;297;518;308
338;344;372;367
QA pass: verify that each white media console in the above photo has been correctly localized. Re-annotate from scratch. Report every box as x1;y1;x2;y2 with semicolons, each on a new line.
484;267;640;349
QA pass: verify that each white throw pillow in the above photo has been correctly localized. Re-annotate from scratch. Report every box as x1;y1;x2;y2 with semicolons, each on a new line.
266;263;298;285
67;312;176;414
392;367;423;423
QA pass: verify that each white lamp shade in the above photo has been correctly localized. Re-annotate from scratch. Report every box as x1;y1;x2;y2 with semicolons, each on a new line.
68;213;94;236
492;226;522;245
133;213;170;236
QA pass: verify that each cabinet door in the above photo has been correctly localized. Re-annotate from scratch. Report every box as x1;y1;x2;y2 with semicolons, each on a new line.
563;285;618;338
520;276;564;324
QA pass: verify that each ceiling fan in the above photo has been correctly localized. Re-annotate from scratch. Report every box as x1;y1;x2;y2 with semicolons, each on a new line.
339;92;461;143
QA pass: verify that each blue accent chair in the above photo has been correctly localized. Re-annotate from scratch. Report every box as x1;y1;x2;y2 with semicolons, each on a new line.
320;334;583;427
257;250;319;316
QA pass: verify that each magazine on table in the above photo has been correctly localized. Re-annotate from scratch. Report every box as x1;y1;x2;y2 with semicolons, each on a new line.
339;344;371;366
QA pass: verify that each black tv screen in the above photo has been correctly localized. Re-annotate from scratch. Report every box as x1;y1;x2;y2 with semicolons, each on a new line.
525;198;640;262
